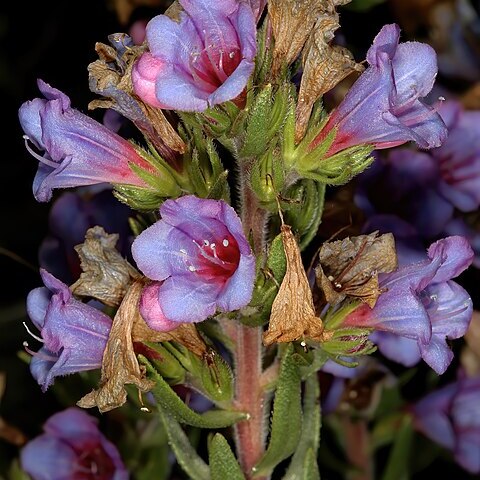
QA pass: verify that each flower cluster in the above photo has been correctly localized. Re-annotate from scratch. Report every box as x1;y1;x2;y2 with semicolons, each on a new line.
13;0;480;478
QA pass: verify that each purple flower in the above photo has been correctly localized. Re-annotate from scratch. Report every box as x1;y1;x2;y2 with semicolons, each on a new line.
20;407;128;480
39;189;132;284
413;375;480;474
132;195;255;328
26;269;111;390
132;0;256;112
356;149;455;237
345;236;474;374
433;101;480;212
310;24;447;156
19;80;154;202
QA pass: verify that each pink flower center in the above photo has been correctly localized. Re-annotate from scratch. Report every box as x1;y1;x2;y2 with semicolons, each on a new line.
188;234;240;283
190;46;241;93
73;445;116;479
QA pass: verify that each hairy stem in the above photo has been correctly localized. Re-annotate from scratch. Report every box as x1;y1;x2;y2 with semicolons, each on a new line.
232;157;270;479
233;324;267;479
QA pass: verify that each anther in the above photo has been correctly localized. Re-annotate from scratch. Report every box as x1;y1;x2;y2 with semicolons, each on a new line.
222;239;229;247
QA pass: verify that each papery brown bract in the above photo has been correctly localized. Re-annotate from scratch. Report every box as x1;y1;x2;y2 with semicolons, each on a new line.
263;225;326;345
296;22;363;141
71;226;141;307
315;232;397;308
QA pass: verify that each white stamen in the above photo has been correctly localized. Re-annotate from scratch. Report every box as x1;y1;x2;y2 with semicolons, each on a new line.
188;266;197;272
438;96;446;102
180;249;187;255
23;322;44;343
210;243;216;249
23;136;59;169
223;239;229;247
300;341;306;347
203;239;210;246
229;51;235;58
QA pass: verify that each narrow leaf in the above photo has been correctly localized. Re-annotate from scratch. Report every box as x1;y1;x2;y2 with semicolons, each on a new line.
283;375;321;480
158;408;210;480
253;345;302;476
209;433;245;480
380;416;413;480
141;356;246;428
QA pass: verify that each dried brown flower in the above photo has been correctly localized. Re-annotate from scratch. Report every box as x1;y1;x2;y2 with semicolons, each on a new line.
263;225;327;345
269;0;325;76
78;279;208;412
315;232;397;308
89;40;186;161
71;226;141;307
295;6;364;141
77;281;155;412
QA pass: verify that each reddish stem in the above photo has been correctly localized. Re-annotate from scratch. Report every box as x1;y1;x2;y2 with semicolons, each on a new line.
342;417;373;480
233;323;267;479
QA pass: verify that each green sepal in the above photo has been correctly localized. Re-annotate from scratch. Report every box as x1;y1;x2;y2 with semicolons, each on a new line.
254;19;274;85
240;84;274;157
241;233;287;327
129;162;181;197
140;356;246;428
253;345;302;477
209;433;246;480
113;184;165;211
193;350;235;406
241;83;291;158
300;145;374;186
158;407;210;480
250;147;285;206
283;375;321;480
281;180;326;250
143;342;186;384
320;327;376;357
322;300;362;330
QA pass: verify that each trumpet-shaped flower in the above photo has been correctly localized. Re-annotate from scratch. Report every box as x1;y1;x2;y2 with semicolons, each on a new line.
132;0;256;112
26;269;111;390
19;80;153;202
344;236;474;374
132;195;255;328
311;24;447;156
413;375;480;474
21;408;128;480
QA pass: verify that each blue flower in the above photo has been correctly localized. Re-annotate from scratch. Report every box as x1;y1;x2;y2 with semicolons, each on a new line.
26;269;112;390
21;408;128;479
345;236;474;374
132;195;255;328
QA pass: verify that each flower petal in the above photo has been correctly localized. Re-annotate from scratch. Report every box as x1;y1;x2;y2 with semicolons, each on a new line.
427;236;474;283
158;275;221;323
139;282;179;331
216;249;255;311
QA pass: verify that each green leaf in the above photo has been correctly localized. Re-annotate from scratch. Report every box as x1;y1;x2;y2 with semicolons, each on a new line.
254;345;302;477
283;375;321;480
158;407;210;480
302;449;321;480
380;415;413;480
141;356;246;428
209;433;246;480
